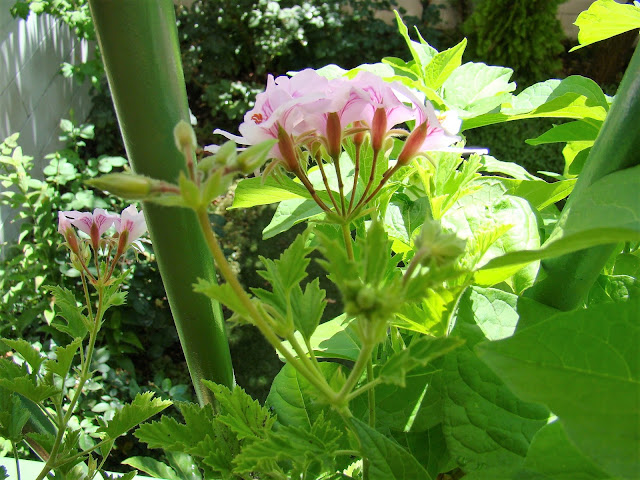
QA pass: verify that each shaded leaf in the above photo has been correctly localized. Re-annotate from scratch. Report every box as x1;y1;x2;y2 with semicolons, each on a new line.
101;392;171;439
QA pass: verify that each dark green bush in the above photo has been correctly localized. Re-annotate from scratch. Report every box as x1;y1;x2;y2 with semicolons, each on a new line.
463;0;565;84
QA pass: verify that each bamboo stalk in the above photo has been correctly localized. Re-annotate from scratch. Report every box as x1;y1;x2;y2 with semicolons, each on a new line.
88;0;234;403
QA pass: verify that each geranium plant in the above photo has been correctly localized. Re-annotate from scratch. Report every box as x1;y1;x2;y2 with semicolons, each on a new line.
1;0;638;479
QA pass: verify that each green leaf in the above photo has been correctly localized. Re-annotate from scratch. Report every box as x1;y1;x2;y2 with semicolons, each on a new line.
379;336;464;387
281;314;362;362
442;287;549;472
259;234;313;293
350;417;433;480
463;76;608;130
202;381;275;440
442;62;515;118
479;165;640;274
45;338;82;378
267;362;345;429
263;198;324;239
518;422;614;479
423;38;467;90
101;392;171;439
443;180;541;288
193;279;251;319
391;425;451;479
571;0;640;51
393;11;437;70
234;413;342;479
393;289;457;336
1;338;45;373
230;175;311;209
0;376;58;403
46;285;89;340
479;155;541;181
489;177;576;211
0;390;30;442
290;278;326;340
476;299;640;479
526;120;601;145
122;457;182;480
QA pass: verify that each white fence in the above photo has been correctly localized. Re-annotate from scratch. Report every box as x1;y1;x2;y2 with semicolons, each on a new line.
0;1;91;246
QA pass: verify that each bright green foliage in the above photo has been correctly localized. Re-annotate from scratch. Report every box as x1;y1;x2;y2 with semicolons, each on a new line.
571;0;640;51
463;0;565;83
350;418;432;480
477;299;640;479
100;392;171;439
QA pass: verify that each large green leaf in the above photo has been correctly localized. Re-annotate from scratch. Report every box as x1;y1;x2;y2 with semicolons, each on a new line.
463;76;608;130
442;62;515;118
479;165;640;274
230;175;310;209
122;457;182;480
423;38;467;90
442;180;541;289
262;198;324;239
442;287;550;473
489;177;576;211
266;362;345;429
281;314;362;362
526;119;601;146
476;299;640;479
518;422;615;479
350;417;433;480
571;0;640;51
46;285;89;340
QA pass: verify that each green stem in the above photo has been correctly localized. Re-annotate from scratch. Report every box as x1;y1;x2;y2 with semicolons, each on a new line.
195;208;337;402
341;223;355;262
294;166;332;214
346;378;382;402
88;0;234;403
353;148;380;213
315;153;341;213
12;441;21;480
332;153;347;216
366;357;376;430
336;341;375;403
348;143;362;212
286;334;325;383
36;290;105;480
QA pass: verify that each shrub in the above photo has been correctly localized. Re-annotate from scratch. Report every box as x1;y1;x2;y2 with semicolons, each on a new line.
463;0;565;84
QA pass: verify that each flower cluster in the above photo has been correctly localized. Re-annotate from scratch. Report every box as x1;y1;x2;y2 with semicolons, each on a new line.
209;69;461;172
58;205;147;282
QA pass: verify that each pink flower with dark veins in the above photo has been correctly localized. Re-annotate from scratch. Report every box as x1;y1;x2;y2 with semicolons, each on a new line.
115;205;147;248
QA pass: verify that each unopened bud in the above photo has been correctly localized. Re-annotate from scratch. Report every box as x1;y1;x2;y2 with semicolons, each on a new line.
87;173;154;200
353;121;366;147
198;141;237;173
277;124;299;172
173;120;197;153
236;139;277;173
326;112;342;158
415;220;466;267
371;107;388;152
397;120;428;166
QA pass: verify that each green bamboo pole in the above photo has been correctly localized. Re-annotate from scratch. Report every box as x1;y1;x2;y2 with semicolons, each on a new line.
88;0;234;404
527;44;640;310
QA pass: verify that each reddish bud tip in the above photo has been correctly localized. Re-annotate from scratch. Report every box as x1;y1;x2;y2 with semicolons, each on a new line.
397;120;428;166
326;112;342;158
277;123;299;172
371;108;388;152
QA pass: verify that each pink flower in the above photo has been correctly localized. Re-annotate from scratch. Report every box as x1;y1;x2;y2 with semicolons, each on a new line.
210;69;335;162
115;205;147;247
59;209;117;250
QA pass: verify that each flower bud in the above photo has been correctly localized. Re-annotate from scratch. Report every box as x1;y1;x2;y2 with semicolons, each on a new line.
87;173;154;200
353;121;366;148
415;220;466;267
236;139;277;173
277;123;299;172
397;120;428;166
173;120;197;153
326;112;342;158
371;107;388;152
